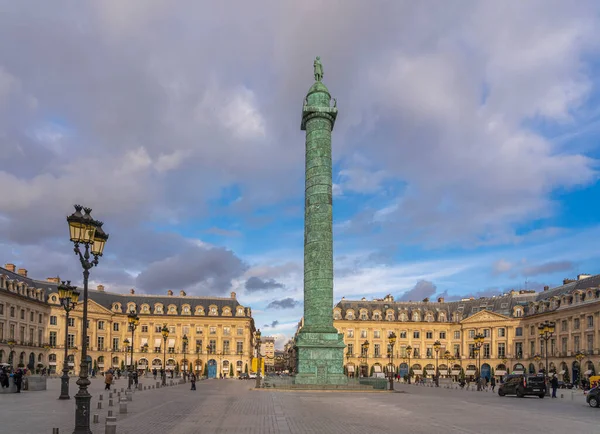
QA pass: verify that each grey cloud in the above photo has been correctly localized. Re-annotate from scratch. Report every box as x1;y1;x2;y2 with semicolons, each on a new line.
263;320;280;328
245;277;285;293
135;246;247;295
399;280;437;302
521;261;575;277
266;298;300;309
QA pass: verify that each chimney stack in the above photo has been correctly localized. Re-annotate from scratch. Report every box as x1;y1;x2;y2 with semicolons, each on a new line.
167;290;173;296
4;263;15;272
97;284;105;292
230;291;236;299
130;288;135;294
46;277;60;284
180;290;186;296
543;286;549;291
17;268;27;277
437;297;445;303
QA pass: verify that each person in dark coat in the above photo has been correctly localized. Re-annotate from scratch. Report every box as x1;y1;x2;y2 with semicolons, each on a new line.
190;373;196;391
551;374;559;398
13;369;23;393
490;376;496;392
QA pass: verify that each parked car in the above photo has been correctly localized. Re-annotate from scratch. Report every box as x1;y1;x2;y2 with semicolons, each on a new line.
586;386;600;408
238;373;249;380
498;374;546;398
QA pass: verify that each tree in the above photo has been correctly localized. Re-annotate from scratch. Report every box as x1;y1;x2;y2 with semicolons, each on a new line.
93;360;98;372
563;369;570;383
121;361;125;370
491;367;495;377
370;365;375;377
189;362;193;373
244;363;248;374
229;363;234;377
204;362;208;377
459;367;465;382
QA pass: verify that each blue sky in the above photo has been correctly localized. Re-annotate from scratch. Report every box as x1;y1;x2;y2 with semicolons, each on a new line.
1;1;600;348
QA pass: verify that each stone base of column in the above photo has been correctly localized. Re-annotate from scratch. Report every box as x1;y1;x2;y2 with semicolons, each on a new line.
294;331;346;386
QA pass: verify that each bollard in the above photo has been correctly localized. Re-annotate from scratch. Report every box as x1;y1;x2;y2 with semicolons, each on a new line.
93;414;99;424
109;392;113;398
119;401;127;414
109;399;113;407
99;394;103;401
105;416;117;434
127;393;132;402
144;386;146;390
121;388;124;393
52;429;59;434
108;410;113;417
97;402;102;409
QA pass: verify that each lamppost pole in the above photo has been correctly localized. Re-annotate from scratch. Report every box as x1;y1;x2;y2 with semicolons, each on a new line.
388;332;396;391
575;350;585;389
182;334;188;383
127;309;139;390
433;340;441;387
67;205;109;434
161;324;169;386
361;340;370;377
538;321;555;381
406;345;412;384
473;332;484;391
58;281;79;400
254;329;262;388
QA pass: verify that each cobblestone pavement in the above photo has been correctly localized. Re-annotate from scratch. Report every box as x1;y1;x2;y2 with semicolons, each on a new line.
2;377;599;433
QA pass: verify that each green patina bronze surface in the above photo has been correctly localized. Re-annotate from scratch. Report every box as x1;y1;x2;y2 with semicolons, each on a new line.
295;57;346;386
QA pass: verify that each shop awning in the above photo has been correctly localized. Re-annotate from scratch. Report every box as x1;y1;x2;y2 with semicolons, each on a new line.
513;370;524;374
495;370;507;376
413;369;423;375
584;370;593;375
98;363;104;367
426;369;435;375
49;361;57;365
438;370;448;375
347;366;355;372
374;365;382;373
451;370;460;375
168;339;175;348
465;370;476;375
154;338;162;347
558;370;565;375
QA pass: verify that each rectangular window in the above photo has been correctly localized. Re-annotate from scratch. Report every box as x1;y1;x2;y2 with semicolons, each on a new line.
413;331;420;339
468;330;475;338
400;331;407;339
208;340;216;353
515;327;523;337
0;304;3;315
561;337;567;353
50;316;57;325
347;329;354;338
454;331;460;339
154;325;162;333
498;328;505;337
38;329;42;344
439;332;446;339
20;326;25;340
374;344;381;357
209;327;216;335
97;336;104;351
453;344;460;357
468;344;475;358
587;335;593;352
68;318;75;327
361;344;368;357
574;335;580;352
29;327;34;342
237;327;243;336
530;326;535;335
223;327;230;336
426;347;432;358
373;330;380;339
587;316;594;328
20;310;25;320
360;330;367;338
169;326;175;334
236;341;243;354
223;340;230;354
183;326;190;335
561;320;567;332
574;318;580;330
483;343;490;358
426;331;433;339
67;334;75;348
49;331;57;346
141;325;148;333
530;341;535;356
113;337;119;351
113;323;120;332
29;311;34;322
10;307;14;318
514;342;522;358
413;347;420;358
9;324;15;339
195;339;203;352
98;321;104;330
483;329;490;338
39;313;42;323
197;326;204;334
551;339;556;356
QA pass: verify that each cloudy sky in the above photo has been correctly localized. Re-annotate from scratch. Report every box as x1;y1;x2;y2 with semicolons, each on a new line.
1;1;600;348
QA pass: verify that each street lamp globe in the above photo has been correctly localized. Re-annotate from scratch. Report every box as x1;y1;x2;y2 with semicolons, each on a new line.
67;205;97;244
91;221;109;257
388;332;397;346
406;345;412;357
161;324;169;340
433;340;441;353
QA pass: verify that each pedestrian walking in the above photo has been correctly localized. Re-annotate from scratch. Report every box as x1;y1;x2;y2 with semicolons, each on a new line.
105;371;113;390
190;373;196;391
152;368;157;380
13;369;23;393
490;376;496;392
551;374;559;398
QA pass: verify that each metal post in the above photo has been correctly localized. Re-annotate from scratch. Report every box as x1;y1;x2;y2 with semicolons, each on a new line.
128;324;134;390
162;336;167;386
74;258;91;434
408;354;411;384
59;309;71;399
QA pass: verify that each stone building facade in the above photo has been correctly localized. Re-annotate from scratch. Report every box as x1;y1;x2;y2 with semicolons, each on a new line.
328;273;600;383
0;264;256;378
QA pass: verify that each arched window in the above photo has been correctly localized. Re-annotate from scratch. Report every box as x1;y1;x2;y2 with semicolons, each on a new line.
412;311;420;322
399;312;408;322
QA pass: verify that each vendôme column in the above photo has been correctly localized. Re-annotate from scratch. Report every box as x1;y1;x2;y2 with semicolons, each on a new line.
295;57;346;385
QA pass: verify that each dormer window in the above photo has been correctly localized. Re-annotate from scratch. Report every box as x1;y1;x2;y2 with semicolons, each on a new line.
425;313;433;322
141;305;150;313
155;305;163;314
334;311;342;320
386;312;394;321
183;306;190;314
399;312;407;322
209;306;217;315
360;312;368;320
237;307;244;316
373;312;381;320
412;312;420;322
346;311;355;320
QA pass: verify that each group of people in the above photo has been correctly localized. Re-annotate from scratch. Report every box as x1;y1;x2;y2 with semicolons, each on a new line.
103;368;139;390
0;366;24;392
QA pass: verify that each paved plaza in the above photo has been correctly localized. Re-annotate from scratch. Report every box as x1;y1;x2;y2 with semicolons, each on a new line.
1;377;599;433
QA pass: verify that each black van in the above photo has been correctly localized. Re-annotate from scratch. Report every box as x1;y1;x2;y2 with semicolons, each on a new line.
498;374;546;398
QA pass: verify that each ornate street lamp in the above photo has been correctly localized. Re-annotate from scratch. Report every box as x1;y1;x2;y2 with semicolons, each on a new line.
388;332;397;391
406;345;413;384
255;329;262;388
433;340;441;387
473;332;484;390
538;321;555;380
58;281;79;400
182;334;188;383
361;340;370;377
444;350;453;381
66;204;109;434
575;350;586;389
127;309;139;390
161;324;169;386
